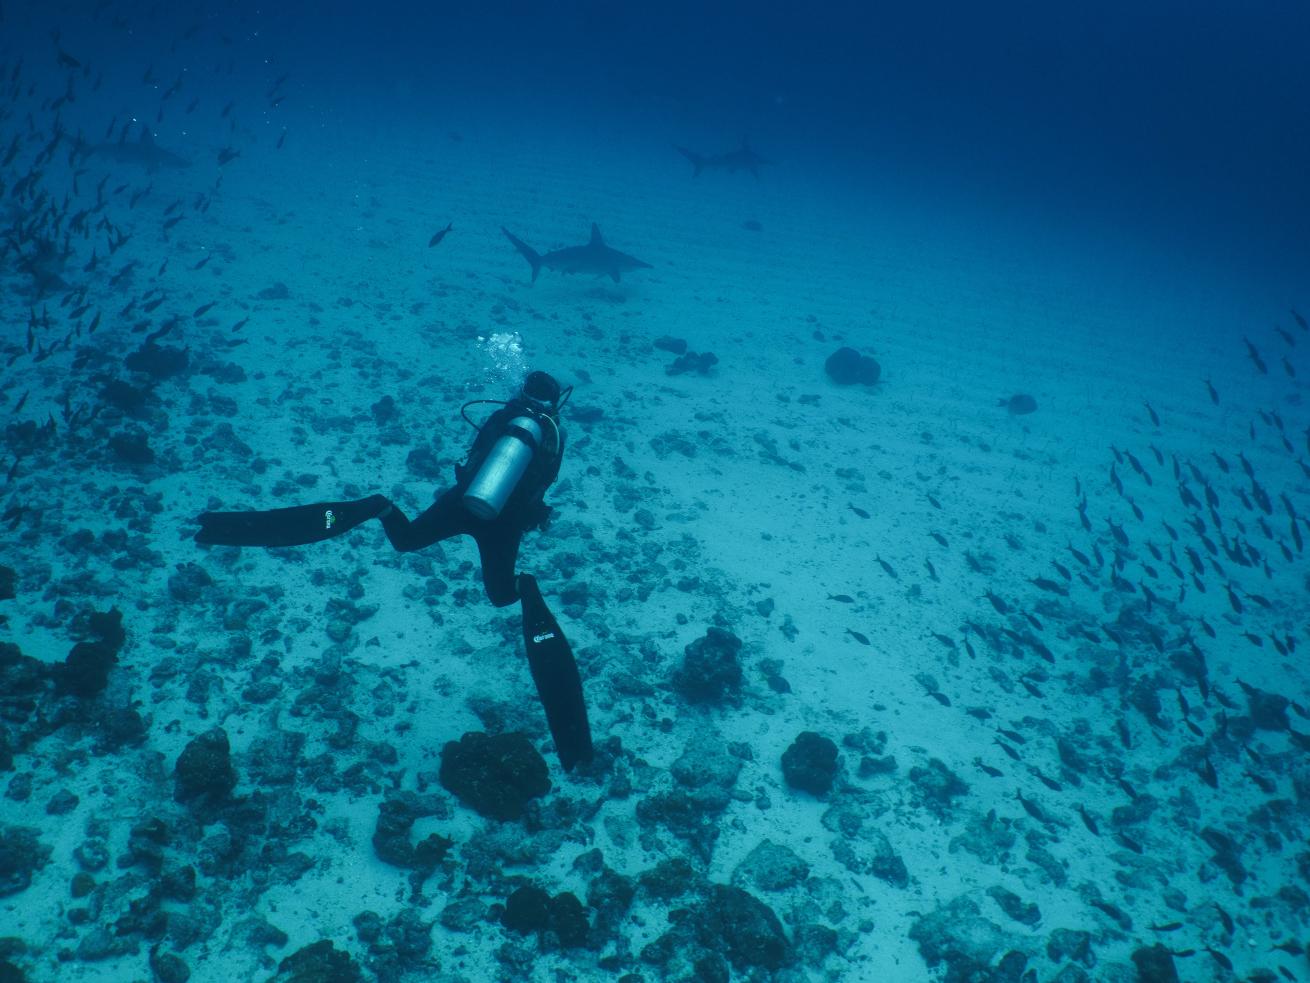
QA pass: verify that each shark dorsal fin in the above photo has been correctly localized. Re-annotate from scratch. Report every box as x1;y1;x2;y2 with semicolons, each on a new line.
589;224;604;247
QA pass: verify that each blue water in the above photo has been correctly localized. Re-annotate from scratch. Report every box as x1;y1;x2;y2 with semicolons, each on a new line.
2;2;1308;981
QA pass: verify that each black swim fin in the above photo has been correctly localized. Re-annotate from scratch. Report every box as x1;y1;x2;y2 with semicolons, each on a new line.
518;573;592;771
194;495;388;547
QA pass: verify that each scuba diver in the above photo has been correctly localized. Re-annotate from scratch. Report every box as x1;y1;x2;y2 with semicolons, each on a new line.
193;370;593;770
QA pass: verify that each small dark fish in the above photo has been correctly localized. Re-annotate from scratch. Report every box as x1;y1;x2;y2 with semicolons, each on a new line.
845;628;870;646
1030;767;1062;792
1200;756;1218;789
930;531;948;548
1015;789;1049;823
277;129;287;150
427;222;453;247
1088;898;1132;930
1292;308;1308;331
1245;770;1275;794
12;391;28;413
875;556;898;580
994;739;1021;761
1076;803;1099;835
217;146;241;165
1204;377;1219;404
1149;921;1183;932
1203;947;1233;972
975;758;1003;778
983;590;1009;615
828;594;855;603
1030;576;1067;596
193;301;216;318
849;504;870;519
999;394;1037;415
1214;902;1234;934
193;255;210;270
1243;336;1268;374
1144;401;1160;427
929;691;951;707
930;632;956;650
1114;831;1144;854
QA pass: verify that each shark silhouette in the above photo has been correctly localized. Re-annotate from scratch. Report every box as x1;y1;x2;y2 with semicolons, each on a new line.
88;125;191;171
502;225;652;284
674;139;770;178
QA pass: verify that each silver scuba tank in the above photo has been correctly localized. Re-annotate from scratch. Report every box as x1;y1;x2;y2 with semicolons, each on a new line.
462;415;543;520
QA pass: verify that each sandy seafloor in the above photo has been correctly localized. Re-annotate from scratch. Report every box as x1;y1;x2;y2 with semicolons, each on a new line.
2;23;1310;983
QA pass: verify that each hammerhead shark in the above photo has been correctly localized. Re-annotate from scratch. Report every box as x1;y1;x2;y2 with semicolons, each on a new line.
502;224;652;284
674;139;769;178
87;125;191;171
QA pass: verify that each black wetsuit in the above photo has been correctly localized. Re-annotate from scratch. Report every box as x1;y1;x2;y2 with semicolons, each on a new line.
375;400;564;607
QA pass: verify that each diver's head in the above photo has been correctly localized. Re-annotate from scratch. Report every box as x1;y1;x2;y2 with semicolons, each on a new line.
519;370;563;413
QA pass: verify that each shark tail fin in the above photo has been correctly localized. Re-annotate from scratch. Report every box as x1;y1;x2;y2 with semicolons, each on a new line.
501;227;542;284
674;145;704;176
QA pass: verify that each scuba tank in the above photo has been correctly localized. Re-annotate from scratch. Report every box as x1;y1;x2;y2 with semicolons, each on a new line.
462;415;544;520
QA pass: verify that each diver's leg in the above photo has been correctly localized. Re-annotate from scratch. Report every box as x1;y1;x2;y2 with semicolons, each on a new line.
195;494;390;547
472;522;524;607
378;487;470;552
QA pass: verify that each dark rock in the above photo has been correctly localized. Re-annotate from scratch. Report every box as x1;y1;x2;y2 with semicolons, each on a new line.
167;563;213;603
548;892;589;948
909;896;1017;983
1046;928;1091;964
109;428;155;466
97;707;148;750
404;446;444;481
438;732;550;821
638;857;698;900
125;342;188;380
672;627;744;705
503;885;551;934
54;641;117;698
370;791;449;870
910;758;970;818
824;346;881;386
986;885;1041;926
271;940;362;983
370;395;398;425
149;947;190;982
352;911;382;945
654;336;687;355
45;789;78;815
1244;684;1290;731
257;282;291;301
53;608;126;699
0;825;50;897
999;394;1038;415
781;731;839;796
699;884;789;971
666;351;719;376
587;864;636;938
173;728;237;808
732;840;809;892
1130;943;1180;982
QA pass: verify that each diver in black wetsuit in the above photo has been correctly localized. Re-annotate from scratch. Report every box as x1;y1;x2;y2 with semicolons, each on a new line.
372;369;567;606
193;370;592;770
